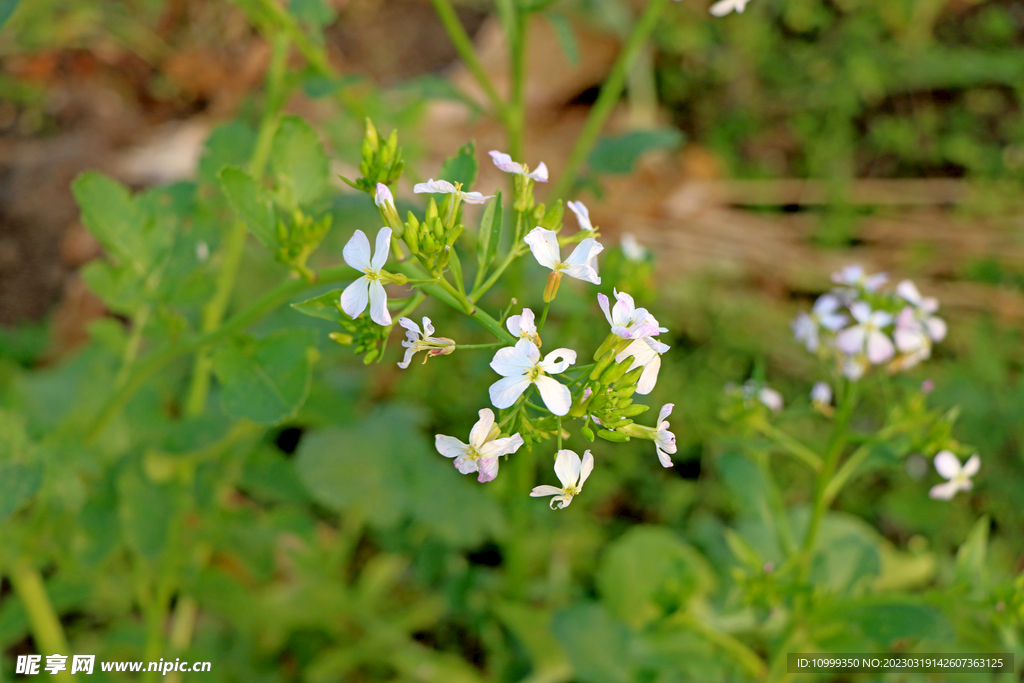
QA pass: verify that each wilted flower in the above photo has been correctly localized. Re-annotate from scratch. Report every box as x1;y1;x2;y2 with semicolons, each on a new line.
489;339;577;415
654;403;676;468
929;451;980;500
489;150;548;182
616;336;670;395
709;0;752;16
413;178;493;204
792;294;847;352
836;302;894;364
620;233;647;262
435;408;524;482
396;317;455;369
507;308;541;346
341;227;393;326
832;264;888;293
597;289;666;340
524;227;603;286
530;449;594;509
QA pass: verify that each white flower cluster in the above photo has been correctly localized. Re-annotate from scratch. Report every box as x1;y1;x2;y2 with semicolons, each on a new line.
792;265;948;380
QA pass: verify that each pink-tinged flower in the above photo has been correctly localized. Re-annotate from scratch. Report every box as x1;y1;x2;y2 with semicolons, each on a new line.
616;336;670;395
413;178;493;204
896;280;947;342
929;451;980;500
489;339;577;415
524;227;603;285
597;289;666;340
792;294;848;352
374;182;394;209
396;317;455;369
836;302;894;364
341;227;392;326
654;404;676;468
488;151;548;182
709;0;752;15
891;307;933;371
831;264;888;293
435;408;524;483
530;449;594;509
506;308;541;346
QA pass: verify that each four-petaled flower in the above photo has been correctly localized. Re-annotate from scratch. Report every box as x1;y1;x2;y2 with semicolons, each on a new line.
489;339;577;415
792;294;847;352
654;403;676;468
929;450;980;500
507;308;541;346
598;289;665;340
397;317;455;369
413;178;493;204
435;409;524;482
523;227;603;285
530;449;594;509
616;336;670;395
836;302;894;364
341;227;393;326
709;0;753;16
489;151;548;182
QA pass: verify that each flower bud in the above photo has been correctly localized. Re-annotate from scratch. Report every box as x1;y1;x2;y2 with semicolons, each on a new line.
403;212;420;254
599;357;633;385
597;429;630;443
581;424;595;442
543;271;562;302
612;365;644;389
540;200;563;231
330;332;354;346
621;404;650;417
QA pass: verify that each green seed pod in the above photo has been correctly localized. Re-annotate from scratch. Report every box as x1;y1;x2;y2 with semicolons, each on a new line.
597;429;630;443
613;365;644;389
621;404;650;417
581;424;595;442
592;334;619;362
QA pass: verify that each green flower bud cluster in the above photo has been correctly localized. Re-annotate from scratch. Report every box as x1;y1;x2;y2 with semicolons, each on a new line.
329;311;391;365
342;119;405;194
402;197;464;273
272;208;333;282
569;333;650;443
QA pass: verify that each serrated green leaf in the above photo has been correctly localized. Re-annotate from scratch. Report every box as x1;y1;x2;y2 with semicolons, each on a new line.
589;129;684;175
291;289;346;322
72;171;150;272
476;190;503;272
219;166;279;248
212;329;318;425
199;121;256;185
271;115;330;206
439;141;478;189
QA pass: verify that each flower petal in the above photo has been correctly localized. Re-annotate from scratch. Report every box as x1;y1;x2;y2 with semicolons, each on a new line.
343;230;372;271
523;227;560;270
961;453;981;477
461;191;494;204
340;278;369;318
578;450;595;487
567;201;593;231
527;162;548;182
435;435;468;459
535;375;572;416
539;348;577;375
489;150;522;174
476;456;499;482
866;330;895;364
635;355;661;395
933;450;962;479
836;325;866;355
490;341;539;376
563;263;601;285
368;279;391;326
555;449;579;488
370;227;392;272
469;408;495;448
597;293;613;326
929;480;961;500
489;375;531;409
530;485;564;498
656;445;674;468
414;179;456;194
564;238;604;268
658;403;674;423
374;183;393;208
453;454;479;475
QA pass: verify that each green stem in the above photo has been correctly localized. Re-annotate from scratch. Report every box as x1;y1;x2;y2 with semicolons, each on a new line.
428;0;506;118
115;303;151;387
673;612;768;680
10;562;73;683
537;300;550;331
457;342;506;349
756;422;822;471
548;0;669;201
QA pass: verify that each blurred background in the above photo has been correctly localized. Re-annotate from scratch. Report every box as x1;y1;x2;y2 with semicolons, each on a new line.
1;0;1023;680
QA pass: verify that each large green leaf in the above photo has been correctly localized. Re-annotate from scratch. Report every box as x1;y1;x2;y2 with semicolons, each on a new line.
821;599;951;646
588;129;684;175
118;466;176;561
72;172;151;272
551;603;632;683
199;121;256;185
955;515;989;593
219;166;280;249
290;289;346;323
211;329;319;425
439;141;478;189
271;115;330;207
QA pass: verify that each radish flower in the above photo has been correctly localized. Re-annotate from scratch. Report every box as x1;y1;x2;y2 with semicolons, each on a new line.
530;449;594;509
896;280;947;342
832;264;888;293
435;408;524;482
710;0;752;16
836;302;894;364
929;451;980;500
620;233;647;262
616;336;670;395
598;289;665;340
654;404;676;468
489;339;577;415
341;227;393;326
524;227;603;285
792;294;847;352
507;308;541;346
810;381;832;406
489;151;548;182
397;317;455;369
413;178;493;204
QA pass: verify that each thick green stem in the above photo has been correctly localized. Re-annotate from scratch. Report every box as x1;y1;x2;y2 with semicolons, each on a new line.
548;0;669;200
428;0;506;118
10;562;73;683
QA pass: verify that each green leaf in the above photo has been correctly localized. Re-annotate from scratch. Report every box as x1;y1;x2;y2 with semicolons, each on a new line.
545;12;579;66
476;191;503;272
219;167;279;248
80;260;144;314
828;600;950;646
588;129;684;175
271;115;330;206
0;462;42;522
439;141;478;189
493;602;570;679
291;289;346;323
0;0;20;31
289;0;336;26
955;515;989;592
240;445;309;505
118;466;175;561
551;603;632;683
199;121;256;185
72;171;150;272
211;329;318;425
302;72;362;99
717;453;771;520
597;525;709;629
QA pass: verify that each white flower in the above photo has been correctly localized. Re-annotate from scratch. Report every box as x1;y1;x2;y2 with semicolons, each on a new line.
890;307;932;371
489;339;577;415
341;227;393;326
523;227;603;285
842;355;868;381
530;449;594;509
374;182;394;209
506;308;541;346
758;387;784;412
435;409;524;483
620;233;647;262
597;289;665;340
792;294;848;352
567;201;600;276
709;0;752;16
616;336;670;395
654;403;676;468
413;178;493;204
488;150;548;182
929;451;980;500
810;381;832;405
836;302;894;364
396;316;455;369
831;264;888;293
895;280;947;342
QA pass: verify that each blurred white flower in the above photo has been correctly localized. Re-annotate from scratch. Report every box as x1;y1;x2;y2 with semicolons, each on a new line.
616;336;670;395
929;451;980;500
195;240;210;262
890;307;933;371
489;339;577;415
620;233;647;262
896;280;947;342
792;294;848;352
413;178;493;204
709;0;752;16
341;227;393;326
506;308;541;346
654;403;676;468
810;381;832;405
597;289;666;340
530;449;594;509
842;355;868;381
758;386;784;412
435;408;524;482
489;150;548;182
524;227;603;285
831;264;888;293
836;302;894;364
396;317;455;369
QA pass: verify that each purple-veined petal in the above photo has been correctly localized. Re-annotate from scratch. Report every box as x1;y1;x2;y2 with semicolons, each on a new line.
489;375;531;409
368;279;391;326
656;443;674;468
535;376;572;416
523;227;560;270
597;293;613;326
658;403;674;424
489;150;521;174
343;229;373;271
414;178;457;194
374;183;394;208
476;456;499;482
340;278;370;318
461;191;494;204
526;162;548;182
